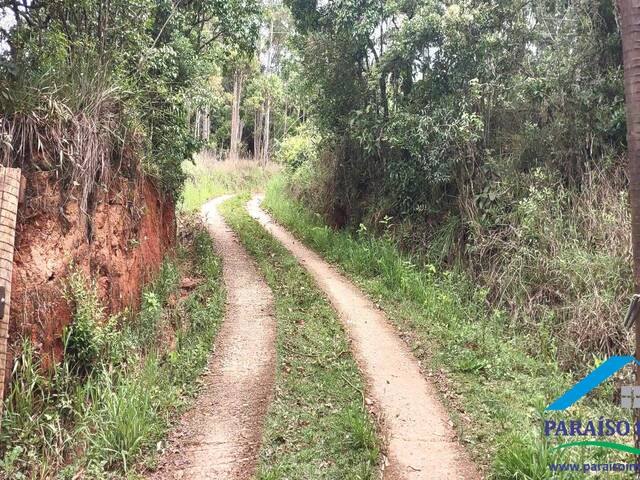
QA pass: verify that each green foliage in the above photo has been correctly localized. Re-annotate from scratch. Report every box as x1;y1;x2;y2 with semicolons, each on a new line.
0;0;262;198
0;223;225;478
63;271;117;374
85;361;164;472
275;125;318;170
284;0;625;221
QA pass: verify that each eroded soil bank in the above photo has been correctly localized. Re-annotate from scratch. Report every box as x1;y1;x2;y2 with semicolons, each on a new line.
6;172;175;382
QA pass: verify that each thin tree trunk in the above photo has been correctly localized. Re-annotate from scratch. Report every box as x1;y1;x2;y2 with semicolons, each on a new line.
203;109;210;142
195;110;201;139
254;106;264;161
230;69;244;161
261;16;274;164
230;72;239;160
263;95;271;164
619;0;640;460
283;98;288;139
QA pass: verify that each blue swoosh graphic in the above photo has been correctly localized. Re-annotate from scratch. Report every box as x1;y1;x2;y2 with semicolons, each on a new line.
546;356;640;411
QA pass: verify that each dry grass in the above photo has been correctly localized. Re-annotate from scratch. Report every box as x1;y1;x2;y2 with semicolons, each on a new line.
191;150;280;174
468;166;633;369
180;151;280;211
0;78;127;233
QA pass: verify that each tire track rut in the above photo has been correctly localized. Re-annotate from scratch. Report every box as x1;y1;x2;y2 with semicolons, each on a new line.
247;195;479;480
149;195;276;480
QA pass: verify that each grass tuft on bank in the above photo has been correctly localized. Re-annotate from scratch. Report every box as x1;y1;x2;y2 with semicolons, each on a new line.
0;219;224;479
219;195;380;480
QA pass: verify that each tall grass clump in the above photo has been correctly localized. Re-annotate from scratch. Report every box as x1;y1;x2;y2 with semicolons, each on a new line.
0;62;135;234
0;222;224;479
465;167;632;370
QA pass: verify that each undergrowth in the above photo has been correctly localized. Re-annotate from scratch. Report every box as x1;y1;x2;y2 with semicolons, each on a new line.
219;195;380;479
463;168;632;369
0;220;224;479
263;175;632;479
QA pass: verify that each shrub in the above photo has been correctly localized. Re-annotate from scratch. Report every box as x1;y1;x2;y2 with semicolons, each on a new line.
467;167;632;370
275;125;318;171
63;271;116;374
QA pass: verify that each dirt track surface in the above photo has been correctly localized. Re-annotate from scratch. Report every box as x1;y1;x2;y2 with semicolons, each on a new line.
149;195;276;480
247;196;479;480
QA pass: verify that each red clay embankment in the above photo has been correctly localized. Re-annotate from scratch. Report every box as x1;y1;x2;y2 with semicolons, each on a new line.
5;172;175;382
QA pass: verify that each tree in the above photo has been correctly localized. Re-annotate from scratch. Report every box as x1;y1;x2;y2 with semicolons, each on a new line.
0;0;262;195
618;0;640;454
230;67;246;161
261;12;274;164
248;0;294;163
284;0;624;219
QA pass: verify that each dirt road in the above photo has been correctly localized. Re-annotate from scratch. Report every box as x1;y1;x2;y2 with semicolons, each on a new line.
247;195;479;480
149;195;276;480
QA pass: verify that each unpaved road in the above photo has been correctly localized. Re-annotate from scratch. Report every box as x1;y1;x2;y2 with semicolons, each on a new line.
149;195;276;480
247;195;479;480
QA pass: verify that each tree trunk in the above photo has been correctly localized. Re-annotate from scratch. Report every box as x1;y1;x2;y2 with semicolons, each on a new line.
262;95;271;164
194;110;201;139
230;69;244;161
203;108;210;142
260;15;274;165
619;0;640;458
254;106;264;161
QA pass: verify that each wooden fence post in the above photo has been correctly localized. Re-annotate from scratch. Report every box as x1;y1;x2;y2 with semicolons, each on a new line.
0;168;23;422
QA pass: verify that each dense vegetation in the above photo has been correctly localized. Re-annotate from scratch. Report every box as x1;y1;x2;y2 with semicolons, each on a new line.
0;0;260;200
276;0;632;369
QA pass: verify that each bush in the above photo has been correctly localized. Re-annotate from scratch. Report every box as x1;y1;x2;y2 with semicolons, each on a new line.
0;1;261;200
63;271;118;374
275;125;319;171
468;167;632;370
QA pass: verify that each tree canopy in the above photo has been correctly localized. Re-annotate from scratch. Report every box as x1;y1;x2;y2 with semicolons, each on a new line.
0;0;262;197
284;0;624;221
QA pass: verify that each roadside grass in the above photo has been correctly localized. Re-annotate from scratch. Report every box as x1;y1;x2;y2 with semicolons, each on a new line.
180;153;279;211
263;175;630;479
219;195;380;480
0;219;225;479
